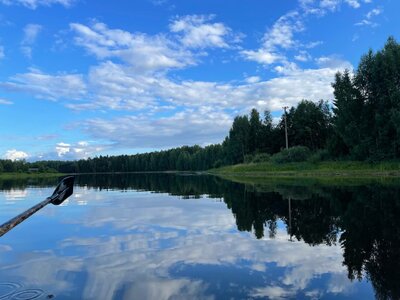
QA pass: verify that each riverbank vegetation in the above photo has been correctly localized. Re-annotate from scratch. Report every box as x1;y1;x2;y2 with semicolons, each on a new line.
1;37;400;175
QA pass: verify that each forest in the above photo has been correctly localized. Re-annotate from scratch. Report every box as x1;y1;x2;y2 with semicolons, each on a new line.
1;37;400;173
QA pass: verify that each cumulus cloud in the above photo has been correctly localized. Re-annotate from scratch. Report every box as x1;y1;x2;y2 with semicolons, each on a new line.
54;141;101;159
263;11;304;50
3;149;29;160
170;15;235;49
0;68;86;101
345;0;361;8
294;50;312;62
0;56;347;150
78;63;342;149
78;59;341;111
241;49;283;65
70;22;196;73
70;15;240;74
21;23;42;58
241;11;303;65
82;108;233;148
0;0;74;9
245;76;261;84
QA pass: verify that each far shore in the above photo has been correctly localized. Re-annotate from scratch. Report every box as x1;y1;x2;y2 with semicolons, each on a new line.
0;172;63;179
2;160;400;180
209;161;400;178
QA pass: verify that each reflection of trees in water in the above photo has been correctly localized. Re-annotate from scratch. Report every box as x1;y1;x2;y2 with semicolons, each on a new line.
2;174;400;299
339;187;400;300
0;177;60;191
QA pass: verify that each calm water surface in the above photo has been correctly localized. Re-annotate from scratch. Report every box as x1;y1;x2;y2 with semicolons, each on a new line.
0;174;399;299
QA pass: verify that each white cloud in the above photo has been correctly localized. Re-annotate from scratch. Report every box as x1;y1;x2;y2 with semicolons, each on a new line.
21;23;42;58
0;0;74;9
83;61;158;110
241;11;303;65
55;141;101;159
264;11;304;50
0;98;12;105
0;42;349;153
245;76;261;84
0;11;356;153
22;23;42;44
70;22;196;73
315;55;353;69
0;68;86;101
301;0;372;15
69;16;237;74
241;49;283;65
344;0;360;9
63;59;344;113
246;0;373;66
355;7;383;27
0;57;347;152
320;0;341;11
366;8;382;19
294;50;312;62
320;0;369;11
4;149;29;161
251;286;296;299
170;15;234;49
55;142;70;157
82;108;233;148
77;62;346;148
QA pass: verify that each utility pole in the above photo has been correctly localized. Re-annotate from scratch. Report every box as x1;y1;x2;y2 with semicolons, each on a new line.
283;106;289;150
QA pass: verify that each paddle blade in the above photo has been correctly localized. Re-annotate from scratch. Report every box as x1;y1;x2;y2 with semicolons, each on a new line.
50;176;75;205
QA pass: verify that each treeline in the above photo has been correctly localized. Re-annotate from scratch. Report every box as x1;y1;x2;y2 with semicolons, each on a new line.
330;36;400;159
2;37;400;173
0;99;331;173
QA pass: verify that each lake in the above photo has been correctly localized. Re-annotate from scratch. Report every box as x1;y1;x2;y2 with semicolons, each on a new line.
0;173;399;299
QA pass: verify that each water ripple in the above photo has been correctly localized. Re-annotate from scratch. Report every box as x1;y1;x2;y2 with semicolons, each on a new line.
0;284;45;300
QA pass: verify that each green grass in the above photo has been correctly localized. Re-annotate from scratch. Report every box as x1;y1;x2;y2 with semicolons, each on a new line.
0;172;63;179
209;160;400;178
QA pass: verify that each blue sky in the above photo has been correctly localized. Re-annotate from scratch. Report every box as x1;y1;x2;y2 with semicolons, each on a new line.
0;0;397;161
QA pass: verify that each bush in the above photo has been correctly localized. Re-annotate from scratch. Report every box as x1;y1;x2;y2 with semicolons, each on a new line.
244;154;254;164
252;153;270;163
308;149;331;163
271;146;311;164
213;160;223;168
244;153;270;164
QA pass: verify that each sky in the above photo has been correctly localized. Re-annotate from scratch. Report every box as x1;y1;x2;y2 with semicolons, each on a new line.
0;0;397;161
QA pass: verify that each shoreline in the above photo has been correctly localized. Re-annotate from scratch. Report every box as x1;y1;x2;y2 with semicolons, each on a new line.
2;160;400;180
0;173;63;179
208;161;400;178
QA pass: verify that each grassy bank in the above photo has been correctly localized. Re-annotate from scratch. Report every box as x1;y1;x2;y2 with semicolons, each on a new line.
0;172;63;180
210;161;400;178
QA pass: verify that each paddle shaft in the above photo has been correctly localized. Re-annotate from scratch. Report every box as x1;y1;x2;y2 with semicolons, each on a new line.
0;197;52;238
